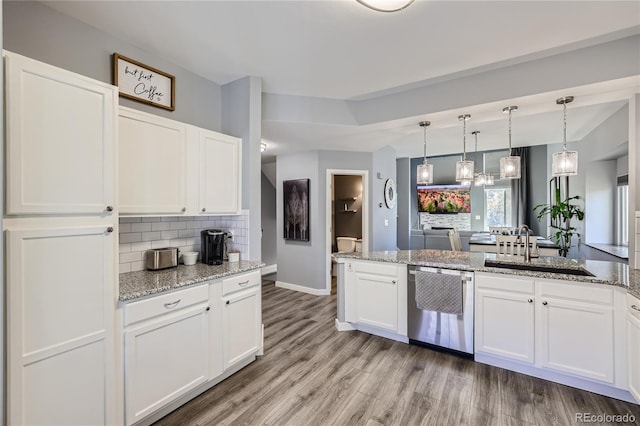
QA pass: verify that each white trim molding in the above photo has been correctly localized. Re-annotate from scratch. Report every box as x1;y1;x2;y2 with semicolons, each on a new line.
334;318;356;331
275;281;330;296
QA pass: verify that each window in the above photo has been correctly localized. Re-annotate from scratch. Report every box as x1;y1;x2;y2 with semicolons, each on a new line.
484;187;512;229
616;179;628;246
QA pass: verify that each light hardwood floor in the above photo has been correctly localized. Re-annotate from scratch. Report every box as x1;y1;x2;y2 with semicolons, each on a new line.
155;279;640;425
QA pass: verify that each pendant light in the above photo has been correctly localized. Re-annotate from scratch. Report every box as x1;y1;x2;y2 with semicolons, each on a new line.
473;131;494;187
356;0;415;12
552;96;578;176
500;106;521;179
455;114;474;185
416;121;433;185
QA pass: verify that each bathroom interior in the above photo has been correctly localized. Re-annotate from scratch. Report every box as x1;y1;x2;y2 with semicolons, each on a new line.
331;174;363;279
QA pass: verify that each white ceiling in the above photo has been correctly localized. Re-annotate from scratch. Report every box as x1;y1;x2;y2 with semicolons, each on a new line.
43;0;640;160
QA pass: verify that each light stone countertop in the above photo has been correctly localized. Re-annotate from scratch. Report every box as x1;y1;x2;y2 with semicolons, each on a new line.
119;260;265;302
334;249;640;299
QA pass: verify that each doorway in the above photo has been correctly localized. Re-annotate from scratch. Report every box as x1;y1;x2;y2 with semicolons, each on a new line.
325;169;369;294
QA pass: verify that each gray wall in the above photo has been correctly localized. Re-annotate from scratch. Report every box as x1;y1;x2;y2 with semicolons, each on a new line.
4;1;222;130
372;146;398;251
261;172;277;267
221;76;263;261
396;158;411;250
333;175;363;250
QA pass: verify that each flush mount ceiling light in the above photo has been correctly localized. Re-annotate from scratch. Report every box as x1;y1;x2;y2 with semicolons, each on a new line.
552;96;578;177
500;106;521;179
356;0;415;12
455;114;474;185
260;142;267;153
416;121;433;185
472;131;494;187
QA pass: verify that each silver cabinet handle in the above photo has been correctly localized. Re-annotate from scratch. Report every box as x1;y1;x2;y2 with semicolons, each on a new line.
164;299;181;309
238;280;249;287
527;298;533;303
542;301;548;306
181;207;186;212
632;305;640;312
106;227;114;233
202;208;206;212
105;205;114;212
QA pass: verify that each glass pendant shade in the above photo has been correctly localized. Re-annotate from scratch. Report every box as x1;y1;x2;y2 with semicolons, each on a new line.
552;150;578;176
500;156;521;179
485;174;495;185
417;161;433;185
474;173;486;187
552;96;578;177
499;106;521;179
456;114;474;183
417;121;433;184
456;160;475;181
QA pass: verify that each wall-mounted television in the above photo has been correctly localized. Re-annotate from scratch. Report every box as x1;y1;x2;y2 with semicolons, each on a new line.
417;184;471;213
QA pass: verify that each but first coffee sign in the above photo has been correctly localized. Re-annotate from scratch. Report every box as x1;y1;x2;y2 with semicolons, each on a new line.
113;53;175;111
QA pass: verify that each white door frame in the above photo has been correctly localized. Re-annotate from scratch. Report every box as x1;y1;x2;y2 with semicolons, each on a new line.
326;169;369;293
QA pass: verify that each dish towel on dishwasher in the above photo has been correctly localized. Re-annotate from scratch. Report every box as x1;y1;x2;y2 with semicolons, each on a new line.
414;271;463;315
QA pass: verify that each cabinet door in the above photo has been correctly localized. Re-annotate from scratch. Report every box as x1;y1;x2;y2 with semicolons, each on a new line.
6;225;117;426
222;287;260;370
539;298;615;383
627;310;640;403
199;129;241;215
354;272;398;332
475;288;535;364
5;51;117;215
119;107;187;214
124;304;210;425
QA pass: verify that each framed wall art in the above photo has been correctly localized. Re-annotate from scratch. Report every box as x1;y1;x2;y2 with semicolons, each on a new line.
283;179;310;241
113;53;175;111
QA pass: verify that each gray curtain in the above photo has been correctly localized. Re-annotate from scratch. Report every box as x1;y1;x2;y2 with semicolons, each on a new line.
511;147;530;227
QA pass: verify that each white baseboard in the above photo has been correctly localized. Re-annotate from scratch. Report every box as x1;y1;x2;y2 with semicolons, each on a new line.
335;318;357;331
275;280;330;296
261;264;277;275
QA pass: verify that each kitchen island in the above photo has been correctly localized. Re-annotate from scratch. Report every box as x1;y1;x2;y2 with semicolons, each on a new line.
334;249;640;404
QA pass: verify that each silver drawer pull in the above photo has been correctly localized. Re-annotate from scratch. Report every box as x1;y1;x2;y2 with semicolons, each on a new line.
164;299;181;309
238;280;250;287
632;305;640;312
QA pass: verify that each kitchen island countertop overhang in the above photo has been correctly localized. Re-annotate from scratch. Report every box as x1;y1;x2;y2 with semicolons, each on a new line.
334;249;640;299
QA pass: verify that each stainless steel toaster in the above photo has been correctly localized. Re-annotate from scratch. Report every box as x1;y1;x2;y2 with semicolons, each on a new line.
145;248;179;270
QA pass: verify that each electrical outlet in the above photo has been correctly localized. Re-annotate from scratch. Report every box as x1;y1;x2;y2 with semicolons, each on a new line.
384;219;389;227
226;230;234;240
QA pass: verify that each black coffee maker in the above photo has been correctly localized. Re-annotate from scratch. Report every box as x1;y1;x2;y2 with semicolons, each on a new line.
201;229;227;265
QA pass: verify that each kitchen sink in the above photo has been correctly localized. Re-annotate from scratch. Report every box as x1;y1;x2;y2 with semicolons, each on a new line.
483;259;595;277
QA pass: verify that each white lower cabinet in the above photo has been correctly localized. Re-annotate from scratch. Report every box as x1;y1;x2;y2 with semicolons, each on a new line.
628;294;640;403
475;274;535;364
123;285;210;426
6;225;117;425
475;272;625;392
344;260;407;339
222;271;262;370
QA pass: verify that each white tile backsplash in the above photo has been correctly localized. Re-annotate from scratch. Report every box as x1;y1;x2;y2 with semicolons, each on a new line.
119;211;250;273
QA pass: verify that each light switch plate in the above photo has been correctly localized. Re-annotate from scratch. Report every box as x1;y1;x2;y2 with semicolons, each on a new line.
384;219;389;227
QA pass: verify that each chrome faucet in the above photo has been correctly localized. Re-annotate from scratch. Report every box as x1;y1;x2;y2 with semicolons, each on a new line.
516;224;532;262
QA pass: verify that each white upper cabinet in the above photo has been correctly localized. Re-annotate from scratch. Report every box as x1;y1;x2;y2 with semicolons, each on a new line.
119;107;187;214
4;51;117;215
119;108;242;215
199;129;241;215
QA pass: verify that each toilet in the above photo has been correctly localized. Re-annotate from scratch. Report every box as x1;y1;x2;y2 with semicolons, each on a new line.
332;237;358;276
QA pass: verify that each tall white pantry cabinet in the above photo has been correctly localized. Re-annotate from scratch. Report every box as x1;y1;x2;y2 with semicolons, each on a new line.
3;51;119;424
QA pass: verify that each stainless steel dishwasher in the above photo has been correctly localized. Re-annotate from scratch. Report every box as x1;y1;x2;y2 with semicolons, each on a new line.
408;265;474;357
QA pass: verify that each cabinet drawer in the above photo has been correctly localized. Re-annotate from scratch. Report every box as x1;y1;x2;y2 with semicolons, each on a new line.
354;261;397;277
475;272;534;294
629;293;640;320
538;280;613;305
124;284;209;326
222;271;261;296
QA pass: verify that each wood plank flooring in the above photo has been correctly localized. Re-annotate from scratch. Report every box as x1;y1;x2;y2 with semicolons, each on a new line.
155;279;640;426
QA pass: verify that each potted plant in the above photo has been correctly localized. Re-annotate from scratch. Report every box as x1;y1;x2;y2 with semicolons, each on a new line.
533;189;584;257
